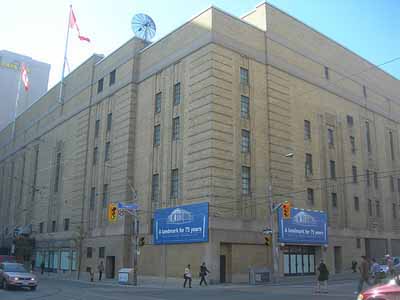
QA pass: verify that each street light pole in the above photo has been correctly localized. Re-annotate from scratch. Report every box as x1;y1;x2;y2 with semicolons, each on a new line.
268;183;279;282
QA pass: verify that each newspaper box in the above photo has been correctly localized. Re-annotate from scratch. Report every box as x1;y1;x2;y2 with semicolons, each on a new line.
118;268;134;285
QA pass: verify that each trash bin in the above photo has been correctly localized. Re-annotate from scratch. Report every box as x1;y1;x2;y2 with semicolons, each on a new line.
118;268;134;285
249;267;271;285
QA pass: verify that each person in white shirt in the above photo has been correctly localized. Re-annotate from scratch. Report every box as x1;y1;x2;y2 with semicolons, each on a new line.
183;264;192;288
370;258;381;285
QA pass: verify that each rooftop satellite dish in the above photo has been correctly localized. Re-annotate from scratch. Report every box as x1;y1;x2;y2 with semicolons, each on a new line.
131;13;156;42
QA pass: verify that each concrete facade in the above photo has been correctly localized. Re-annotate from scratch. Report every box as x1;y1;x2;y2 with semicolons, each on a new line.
0;3;399;283
0;50;50;131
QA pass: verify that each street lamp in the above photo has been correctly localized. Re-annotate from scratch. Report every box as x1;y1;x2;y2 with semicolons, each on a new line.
269;152;294;282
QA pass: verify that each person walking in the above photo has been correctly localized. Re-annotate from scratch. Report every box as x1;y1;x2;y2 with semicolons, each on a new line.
98;261;105;281
31;259;35;272
183;264;192;288
352;260;358;273
357;256;371;294
316;259;329;293
40;260;45;275
199;262;211;286
370;258;381;285
386;254;395;277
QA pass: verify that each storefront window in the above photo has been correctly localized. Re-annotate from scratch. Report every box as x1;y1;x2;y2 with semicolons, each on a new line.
53;251;59;271
71;251;77;271
35;252;43;267
44;251;49;268
60;251;70;270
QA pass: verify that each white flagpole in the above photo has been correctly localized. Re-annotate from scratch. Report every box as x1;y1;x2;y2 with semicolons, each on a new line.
58;4;72;104
11;66;22;140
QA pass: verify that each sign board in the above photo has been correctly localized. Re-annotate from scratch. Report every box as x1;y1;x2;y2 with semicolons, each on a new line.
153;202;209;245
117;202;139;216
278;207;328;245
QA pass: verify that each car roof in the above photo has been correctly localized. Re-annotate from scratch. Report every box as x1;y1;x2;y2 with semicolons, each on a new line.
2;262;23;265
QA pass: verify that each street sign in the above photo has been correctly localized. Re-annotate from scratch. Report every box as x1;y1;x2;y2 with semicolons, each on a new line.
117;202;139;216
263;228;273;235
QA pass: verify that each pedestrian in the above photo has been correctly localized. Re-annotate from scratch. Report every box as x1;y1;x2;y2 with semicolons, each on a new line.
386;254;395;277
352;260;358;273
357;256;371;293
315;259;329;293
370;258;381;285
40;261;45;274
31;259;35;272
183;264;192;288
98;261;105;281
88;267;94;282
199;262;211;286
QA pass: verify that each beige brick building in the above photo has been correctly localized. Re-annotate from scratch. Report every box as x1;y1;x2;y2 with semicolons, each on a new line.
1;3;399;283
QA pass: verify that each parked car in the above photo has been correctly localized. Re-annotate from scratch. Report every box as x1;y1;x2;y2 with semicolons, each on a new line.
0;263;37;290
357;276;400;300
0;255;16;263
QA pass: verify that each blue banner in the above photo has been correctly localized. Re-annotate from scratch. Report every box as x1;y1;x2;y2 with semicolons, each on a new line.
278;208;328;245
153;202;209;245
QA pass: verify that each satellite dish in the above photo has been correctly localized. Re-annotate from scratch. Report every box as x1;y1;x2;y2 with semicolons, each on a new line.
131;13;156;42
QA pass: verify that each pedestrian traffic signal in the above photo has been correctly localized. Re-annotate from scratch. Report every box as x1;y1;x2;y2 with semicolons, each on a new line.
264;236;271;247
282;201;291;219
139;237;145;247
108;203;118;223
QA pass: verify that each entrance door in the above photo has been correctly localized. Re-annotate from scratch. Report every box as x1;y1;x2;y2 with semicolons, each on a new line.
220;255;226;283
105;256;115;279
283;246;316;276
334;246;342;274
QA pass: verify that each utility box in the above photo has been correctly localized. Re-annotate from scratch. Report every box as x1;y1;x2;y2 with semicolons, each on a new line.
249;267;271;285
118;268;134;285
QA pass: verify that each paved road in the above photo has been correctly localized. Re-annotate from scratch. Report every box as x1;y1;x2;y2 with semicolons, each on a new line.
0;278;359;300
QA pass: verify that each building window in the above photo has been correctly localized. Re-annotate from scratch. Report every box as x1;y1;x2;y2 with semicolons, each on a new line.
368;199;373;216
241;166;250;195
390;176;395;192
240;95;249;119
324;66;329;80
87;247;92;258
304;120;311;141
240;67;249;85
104;142;111;161
173;83;181;105
356;238;361;249
350;136;356;154
307;188;314;205
99;247;105;258
107;113;112;132
398;178;400;194
31;146;39;201
241;130;250;153
155;92;161;113
172;117;180;141
95;119;100;138
90;187;96;210
328;128;334;146
305;153;313;176
109;69;116;86
54;152;62;193
51;220;56;232
374;172;379;189
347;115;354;127
64;218;70;231
93;147;98;165
354;196;359;211
97;78;104;93
154;125;161;146
376;201;380;217
102;184;108;208
39;222;44;233
352;166;357;183
329;160;336;179
366;122;372;153
170;169;179;199
151;174;160;202
331;193;337;208
389;131;395;160
363;85;367;98
366;170;370;186
393;204;397;219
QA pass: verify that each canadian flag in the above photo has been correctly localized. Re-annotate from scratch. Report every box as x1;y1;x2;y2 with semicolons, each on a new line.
69;8;90;42
21;63;29;91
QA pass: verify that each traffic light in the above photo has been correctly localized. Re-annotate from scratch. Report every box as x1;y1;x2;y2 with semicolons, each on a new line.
108;203;118;223
282;201;291;219
139;237;145;247
264;236;271;247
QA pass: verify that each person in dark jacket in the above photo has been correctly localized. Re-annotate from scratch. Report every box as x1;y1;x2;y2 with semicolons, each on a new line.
316;259;329;293
199;262;211;286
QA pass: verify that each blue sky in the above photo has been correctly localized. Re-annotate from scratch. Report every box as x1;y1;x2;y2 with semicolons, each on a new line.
2;0;399;88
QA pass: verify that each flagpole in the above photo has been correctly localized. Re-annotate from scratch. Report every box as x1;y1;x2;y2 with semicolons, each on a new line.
11;65;22;141
58;4;72;104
